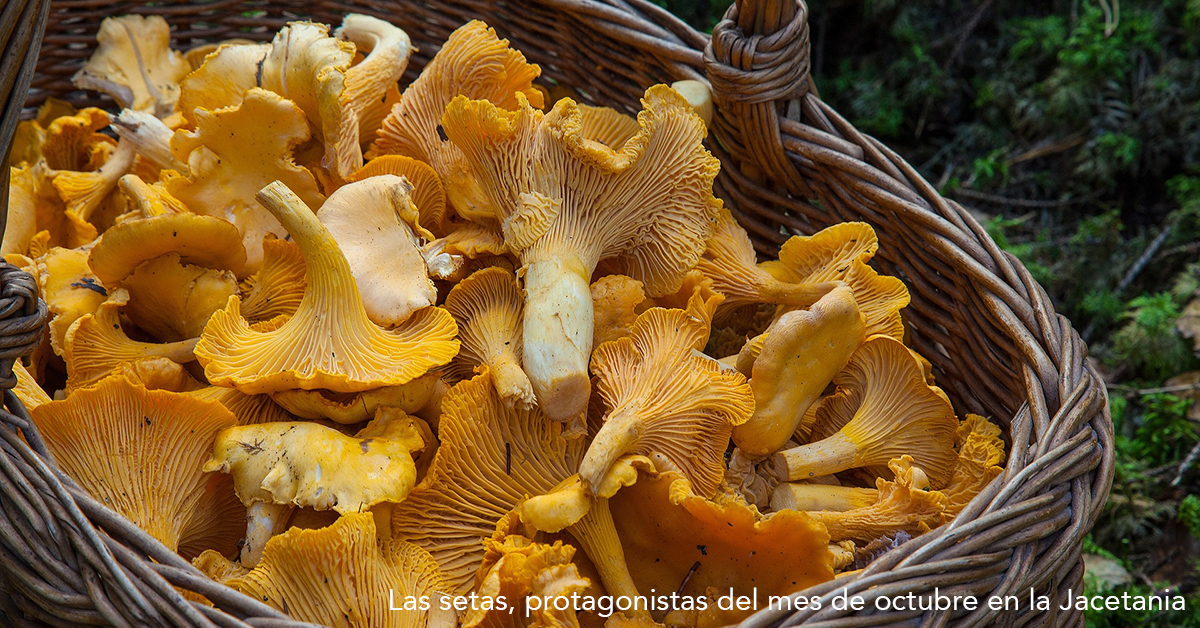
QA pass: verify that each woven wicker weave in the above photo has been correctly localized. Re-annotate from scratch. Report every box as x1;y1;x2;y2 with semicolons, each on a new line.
0;0;1114;626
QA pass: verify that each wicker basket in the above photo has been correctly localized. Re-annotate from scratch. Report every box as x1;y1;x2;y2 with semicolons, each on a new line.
0;0;1115;626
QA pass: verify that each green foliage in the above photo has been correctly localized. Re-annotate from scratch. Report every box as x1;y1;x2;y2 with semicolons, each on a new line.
1125;393;1198;467
1178;494;1200;540
1083;582;1200;628
1109;294;1196;381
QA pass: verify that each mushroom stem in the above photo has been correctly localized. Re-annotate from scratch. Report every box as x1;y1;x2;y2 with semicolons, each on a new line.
769;483;879;513
522;257;593;422
370;502;395;541
760;278;842;309
578;408;640;494
491;352;536;411
567;500;650;619
768;432;860;482
241;501;292;567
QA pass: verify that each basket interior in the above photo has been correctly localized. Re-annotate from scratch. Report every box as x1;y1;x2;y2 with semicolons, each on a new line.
25;0;1041;430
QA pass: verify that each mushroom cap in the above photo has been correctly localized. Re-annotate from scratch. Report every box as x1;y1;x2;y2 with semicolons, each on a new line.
71;15;190;116
350;155;448;234
32;376;238;552
590;275;649;349
732;286;866;456
204;418;425;514
371;20;543;222
585;298;753;498
194;181;459;394
443;267;535;410
12;361;52;411
237;236;306;322
608;468;833;627
36;246;109;355
941;414;1006;518
63;288;198;392
166;88;326;272
41;107;113;171
187;386;299;426
269;372;439;424
463;511;590;628
316;175;436;327
577;104;641;150
177;43;270;123
117;174;188;218
8;163;98;253
695;208;838;315
763;223;910;339
392;370;585;594
805;456;948;542
771;336;958;487
119;253;239;342
443;84;719;294
226;512;451;628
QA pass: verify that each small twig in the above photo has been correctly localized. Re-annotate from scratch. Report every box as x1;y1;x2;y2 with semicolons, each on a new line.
945;0;996;69
1173;440;1200;486
1108;382;1200;396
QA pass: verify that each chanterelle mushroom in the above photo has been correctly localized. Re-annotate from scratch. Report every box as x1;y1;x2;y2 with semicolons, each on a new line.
315;175;436;327
225;512;454;628
204;411;427;565
32;376;238;553
350;156;448;235
72;15;191;117
194;181;459;394
767;336;958;487
584;293;752;498
940;414;1006;519
608;464;833;628
801;456;948;542
732;286;866;457
443;267;536;411
166;88;326;272
392;370;584;593
442;84;721;422
371;20;544;224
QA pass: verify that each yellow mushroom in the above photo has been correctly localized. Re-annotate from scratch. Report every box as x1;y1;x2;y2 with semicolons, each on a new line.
166;88;326;272
237;236;306;323
941;414;1006;519
32;376;238;554
442;84;720;422
63;289;199;392
194;181;458;394
768;336;958;487
118;254;239;342
111;110;188;172
769;482;879;513
177;43;270;122
225;512;454;628
392;370;584;594
350;155;448;235
371;20;543;223
669;80;713;128
316;175;436;327
334;15;413;164
590;275;650;349
802;456;948;543
72;16;190;116
204;412;427;565
35;246;108;356
584;294;751;498
732;286;865;456
443;267;535;410
463;511;591;628
607;466;833;628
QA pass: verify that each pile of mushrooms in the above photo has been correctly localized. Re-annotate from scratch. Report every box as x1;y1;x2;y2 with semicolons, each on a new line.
5;13;1008;628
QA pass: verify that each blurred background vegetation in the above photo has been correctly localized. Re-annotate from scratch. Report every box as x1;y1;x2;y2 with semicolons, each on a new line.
658;0;1200;623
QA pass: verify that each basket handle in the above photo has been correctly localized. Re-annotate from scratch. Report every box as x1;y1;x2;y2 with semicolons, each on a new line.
702;0;814;198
